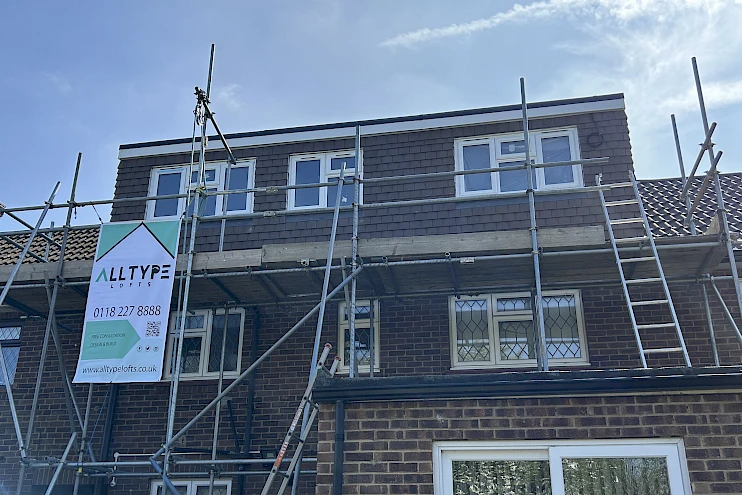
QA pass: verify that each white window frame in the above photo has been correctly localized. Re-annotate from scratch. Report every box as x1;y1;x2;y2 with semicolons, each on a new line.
287;150;363;210
163;308;245;381
454;128;583;197
150;479;232;494
0;326;21;386
145;159;256;220
449;290;588;369
337;300;380;374
433;439;691;495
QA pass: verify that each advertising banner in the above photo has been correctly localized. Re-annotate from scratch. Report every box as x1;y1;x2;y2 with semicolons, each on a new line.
73;220;180;383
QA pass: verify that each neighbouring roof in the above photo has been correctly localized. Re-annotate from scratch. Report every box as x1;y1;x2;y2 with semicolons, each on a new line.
0;172;739;266
639;172;742;237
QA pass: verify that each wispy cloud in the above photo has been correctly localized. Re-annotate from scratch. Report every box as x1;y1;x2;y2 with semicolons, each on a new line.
380;0;735;48
41;71;72;94
214;83;243;111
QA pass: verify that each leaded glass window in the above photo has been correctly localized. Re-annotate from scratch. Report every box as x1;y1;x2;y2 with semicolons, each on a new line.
339;300;379;372
450;291;588;368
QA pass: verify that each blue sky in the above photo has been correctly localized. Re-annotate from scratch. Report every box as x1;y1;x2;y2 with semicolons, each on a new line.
2;0;741;228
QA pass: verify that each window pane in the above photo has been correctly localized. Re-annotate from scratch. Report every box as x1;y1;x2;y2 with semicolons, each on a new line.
497;297;532;312
154;172;181;217
543;295;581;359
500;140;526;155
453;460;551;495
542;136;574;185
196;486;228;495
0;347;19;385
186;188;217;217
343;304;371;321
294;160;321;207
499;320;534;360
455;300;490;362
0;327;21;341
225;166;249;212
499;166;536;193
173;314;205;330
156;485;188;495
330;156;355;171
462;144;492;192
208;314;241;373
344;327;371;366
562;457;670;495
192;169;217;184
180;337;202;374
327;177;354;208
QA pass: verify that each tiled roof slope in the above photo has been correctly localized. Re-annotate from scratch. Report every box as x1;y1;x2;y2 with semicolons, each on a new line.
0;226;99;266
0;173;739;266
638;172;742;237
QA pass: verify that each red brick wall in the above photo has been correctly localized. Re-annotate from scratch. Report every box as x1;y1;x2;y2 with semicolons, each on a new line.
316;393;742;495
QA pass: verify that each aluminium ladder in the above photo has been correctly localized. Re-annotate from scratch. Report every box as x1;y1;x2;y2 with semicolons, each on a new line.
597;171;691;368
261;343;340;495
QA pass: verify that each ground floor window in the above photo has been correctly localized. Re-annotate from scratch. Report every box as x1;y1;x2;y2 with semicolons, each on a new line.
433;440;690;495
151;479;231;494
0;326;21;385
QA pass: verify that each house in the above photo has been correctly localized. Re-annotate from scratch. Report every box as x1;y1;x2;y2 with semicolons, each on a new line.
1;92;741;495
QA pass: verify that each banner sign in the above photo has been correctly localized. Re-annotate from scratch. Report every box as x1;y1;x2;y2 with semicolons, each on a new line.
73;220;180;383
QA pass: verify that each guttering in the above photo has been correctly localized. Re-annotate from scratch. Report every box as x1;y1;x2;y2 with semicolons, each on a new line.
312;366;742;403
118;94;625;159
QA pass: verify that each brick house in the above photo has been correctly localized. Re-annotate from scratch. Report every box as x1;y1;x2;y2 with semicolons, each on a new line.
1;92;741;495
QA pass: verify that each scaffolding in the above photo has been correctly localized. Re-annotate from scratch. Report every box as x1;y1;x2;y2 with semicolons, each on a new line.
0;50;741;495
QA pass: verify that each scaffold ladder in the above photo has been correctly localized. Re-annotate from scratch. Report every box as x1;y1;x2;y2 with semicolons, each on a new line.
261;344;340;495
597;171;692;368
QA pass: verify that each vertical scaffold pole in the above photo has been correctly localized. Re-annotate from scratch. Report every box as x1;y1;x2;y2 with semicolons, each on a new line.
520;78;548;371
0;181;61;473
163;44;214;490
208;305;229;495
692;57;742;322
72;384;94;495
293;166;347;495
349;125;361;378
15;160;78;495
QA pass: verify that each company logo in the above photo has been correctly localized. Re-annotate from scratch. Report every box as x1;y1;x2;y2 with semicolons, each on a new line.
95;264;171;288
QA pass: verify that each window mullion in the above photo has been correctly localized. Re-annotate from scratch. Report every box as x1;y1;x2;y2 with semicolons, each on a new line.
488;295;498;365
489;139;499;194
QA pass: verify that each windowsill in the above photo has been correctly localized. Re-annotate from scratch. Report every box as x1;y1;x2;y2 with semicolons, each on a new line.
161;373;240;382
450;359;590;371
335;367;381;376
455;183;584;200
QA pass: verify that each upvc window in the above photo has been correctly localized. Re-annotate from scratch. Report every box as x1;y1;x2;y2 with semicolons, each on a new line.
449;290;588;369
164;309;245;380
454;129;582;197
433;440;691;495
288;151;361;210
151;479;231;494
0;326;21;385
337;300;379;373
146;160;255;220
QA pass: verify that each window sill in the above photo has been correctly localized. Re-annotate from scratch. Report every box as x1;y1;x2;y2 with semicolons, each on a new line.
161;373;241;382
450;359;590;371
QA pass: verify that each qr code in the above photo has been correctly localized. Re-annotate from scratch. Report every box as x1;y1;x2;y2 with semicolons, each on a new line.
146;321;161;337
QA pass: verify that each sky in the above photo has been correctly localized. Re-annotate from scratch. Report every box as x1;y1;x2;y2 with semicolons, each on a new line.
1;0;742;229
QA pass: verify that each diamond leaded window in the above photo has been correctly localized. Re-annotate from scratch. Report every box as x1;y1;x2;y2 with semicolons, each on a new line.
450;290;588;369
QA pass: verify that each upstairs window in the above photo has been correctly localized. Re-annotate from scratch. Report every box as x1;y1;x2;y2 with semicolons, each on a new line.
338;300;380;373
146;160;255;220
449;290;588;369
164;309;245;380
454;129;582;197
0;326;21;385
288;151;361;210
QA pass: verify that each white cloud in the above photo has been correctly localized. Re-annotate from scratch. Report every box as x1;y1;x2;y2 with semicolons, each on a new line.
380;0;736;48
214;83;243;111
41;71;72;94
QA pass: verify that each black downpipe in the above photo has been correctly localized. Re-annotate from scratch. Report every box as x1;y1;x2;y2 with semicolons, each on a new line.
240;307;260;495
332;400;345;495
94;383;119;495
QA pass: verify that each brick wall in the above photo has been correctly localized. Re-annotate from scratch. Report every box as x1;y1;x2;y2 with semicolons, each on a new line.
316;393;742;495
111;110;633;252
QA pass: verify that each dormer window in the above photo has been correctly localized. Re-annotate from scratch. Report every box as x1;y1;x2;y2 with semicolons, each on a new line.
146;160;255;220
454;129;582;197
288;151;362;210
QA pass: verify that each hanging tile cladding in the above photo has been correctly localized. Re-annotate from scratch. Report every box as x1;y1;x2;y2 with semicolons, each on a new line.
111;111;632;251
